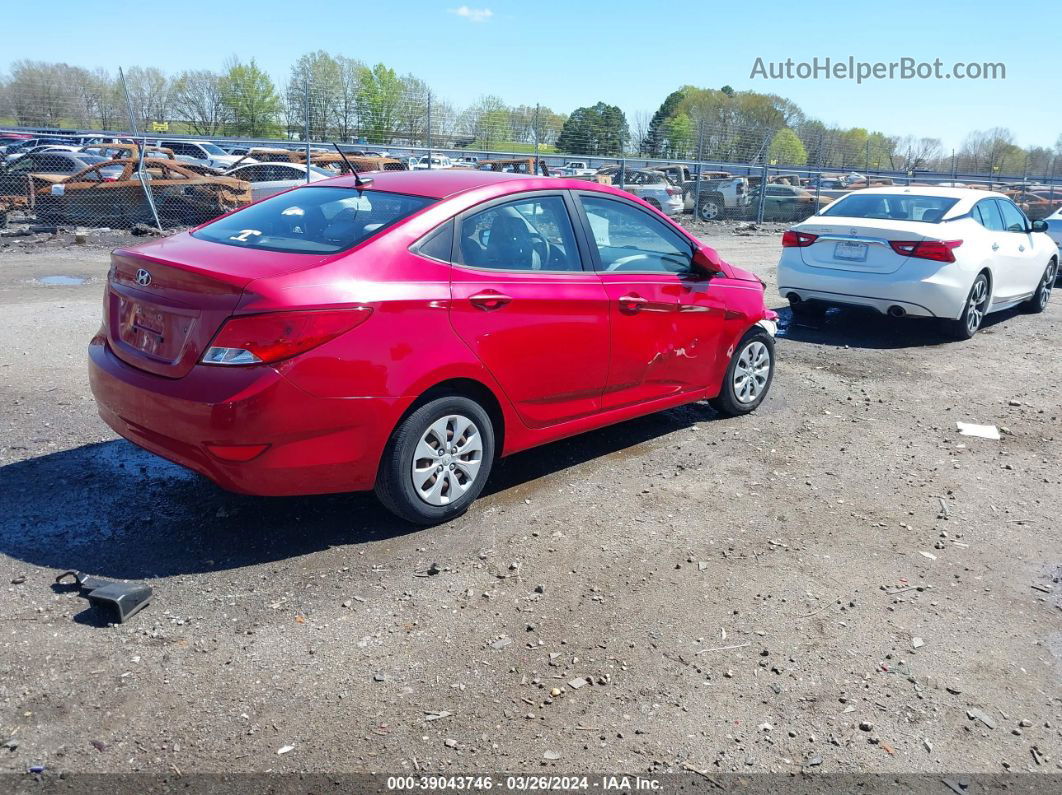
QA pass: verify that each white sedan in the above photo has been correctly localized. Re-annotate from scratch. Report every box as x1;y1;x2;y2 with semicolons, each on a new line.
413;155;453;170
777;187;1057;339
224;162;333;202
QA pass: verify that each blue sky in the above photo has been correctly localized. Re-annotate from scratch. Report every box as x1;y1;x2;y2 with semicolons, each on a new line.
6;0;1059;150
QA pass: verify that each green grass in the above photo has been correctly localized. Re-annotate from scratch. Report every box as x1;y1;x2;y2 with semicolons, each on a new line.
475;141;557;154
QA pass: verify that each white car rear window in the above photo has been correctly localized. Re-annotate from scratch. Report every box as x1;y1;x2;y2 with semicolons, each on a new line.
822;194;959;223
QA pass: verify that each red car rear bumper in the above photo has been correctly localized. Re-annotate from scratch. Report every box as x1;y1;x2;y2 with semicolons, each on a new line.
88;335;401;496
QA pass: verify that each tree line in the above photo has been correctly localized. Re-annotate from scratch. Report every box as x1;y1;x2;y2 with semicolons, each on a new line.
1;59;1059;177
0;56;567;149
631;84;1061;176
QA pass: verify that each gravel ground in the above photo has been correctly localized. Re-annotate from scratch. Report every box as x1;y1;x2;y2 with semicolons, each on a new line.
0;221;1059;778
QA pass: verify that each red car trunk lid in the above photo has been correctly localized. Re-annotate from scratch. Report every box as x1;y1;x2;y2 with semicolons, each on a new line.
105;232;327;378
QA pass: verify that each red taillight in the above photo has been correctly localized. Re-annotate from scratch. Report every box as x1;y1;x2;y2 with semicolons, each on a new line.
782;230;818;248
202;308;372;366
889;239;963;263
666;187;682;196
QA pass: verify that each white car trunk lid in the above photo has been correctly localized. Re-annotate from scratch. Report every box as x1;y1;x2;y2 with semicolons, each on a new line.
793;217;936;274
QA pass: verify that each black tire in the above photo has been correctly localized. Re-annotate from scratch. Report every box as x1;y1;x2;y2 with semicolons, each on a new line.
1022;259;1056;314
944;272;990;340
645;198;661;210
709;328;775;417
375;395;495;525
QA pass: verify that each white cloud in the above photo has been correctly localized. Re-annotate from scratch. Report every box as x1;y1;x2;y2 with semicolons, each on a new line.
449;5;493;22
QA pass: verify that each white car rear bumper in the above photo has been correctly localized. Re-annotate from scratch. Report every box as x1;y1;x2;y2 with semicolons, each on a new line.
777;253;969;319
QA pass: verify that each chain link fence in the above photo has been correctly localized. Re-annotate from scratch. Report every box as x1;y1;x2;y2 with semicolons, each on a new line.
2;64;1061;235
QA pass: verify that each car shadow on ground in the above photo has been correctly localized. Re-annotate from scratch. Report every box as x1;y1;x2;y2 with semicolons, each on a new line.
774;304;1022;349
0;403;720;581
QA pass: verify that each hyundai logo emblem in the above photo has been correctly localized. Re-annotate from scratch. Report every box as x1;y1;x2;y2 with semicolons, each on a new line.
135;268;152;286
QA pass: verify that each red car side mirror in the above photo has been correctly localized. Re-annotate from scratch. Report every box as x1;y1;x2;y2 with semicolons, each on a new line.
691;247;722;277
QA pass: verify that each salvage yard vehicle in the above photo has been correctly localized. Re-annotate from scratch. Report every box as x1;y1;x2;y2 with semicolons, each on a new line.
649;165;731;213
2;150;115;182
0;132;34;153
0;152;118;227
1046;206;1062;262
35;158;251;228
1008;190;1062;220
778;187;1057;339
604;168;683;216
747;183;831;221
158;139;249;170
1;136;70;161
79;143;225;176
696;175;751;220
4;143;83;163
241;149;407;174
88;170;777;524
562;160;595;176
302;153;407;174
244;147;305;163
414;155;454;169
224;161;333;201
477;158;548;175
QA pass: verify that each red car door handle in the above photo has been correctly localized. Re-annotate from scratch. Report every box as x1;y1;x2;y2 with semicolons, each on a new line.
469;291;512;311
618;294;649;311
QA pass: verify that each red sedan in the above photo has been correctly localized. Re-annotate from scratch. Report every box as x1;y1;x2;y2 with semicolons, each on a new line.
89;170;778;523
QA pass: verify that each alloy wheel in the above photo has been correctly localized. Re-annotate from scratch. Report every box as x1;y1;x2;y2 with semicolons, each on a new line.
411;414;483;506
1040;263;1057;309
734;340;771;403
966;278;989;335
699;201;720;221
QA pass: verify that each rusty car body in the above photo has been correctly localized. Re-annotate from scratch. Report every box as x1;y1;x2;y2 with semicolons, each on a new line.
477;157;548;175
34;158;252;228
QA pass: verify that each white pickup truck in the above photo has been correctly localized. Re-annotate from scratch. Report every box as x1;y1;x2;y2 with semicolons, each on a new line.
562;160;596;176
649;164;750;220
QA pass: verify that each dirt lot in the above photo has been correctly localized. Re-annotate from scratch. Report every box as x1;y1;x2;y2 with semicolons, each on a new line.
0;222;1059;780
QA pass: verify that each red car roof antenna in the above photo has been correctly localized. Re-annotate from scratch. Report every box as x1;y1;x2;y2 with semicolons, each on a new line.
333;143;373;189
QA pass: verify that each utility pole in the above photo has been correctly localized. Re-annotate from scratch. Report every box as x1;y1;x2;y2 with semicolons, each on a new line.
118;66;162;232
756;162;768;224
303;80;311;183
534;104;540;175
693;122;705;213
426;91;432;170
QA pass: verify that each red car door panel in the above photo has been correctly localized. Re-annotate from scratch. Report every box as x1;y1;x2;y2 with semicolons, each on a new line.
578;194;725;409
448;193;610;428
598;274;727;408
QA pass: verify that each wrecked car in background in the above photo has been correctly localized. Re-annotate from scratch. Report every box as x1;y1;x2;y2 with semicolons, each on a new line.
80;143;226;176
303;153;407;174
34;158;251;228
0;151;119;227
239;149;407;174
224;161;333;201
477;158;549;175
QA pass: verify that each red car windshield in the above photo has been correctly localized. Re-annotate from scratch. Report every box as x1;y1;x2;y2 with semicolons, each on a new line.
192;187;435;254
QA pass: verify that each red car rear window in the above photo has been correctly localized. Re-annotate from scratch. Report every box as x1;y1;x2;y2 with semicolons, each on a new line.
193;186;434;254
